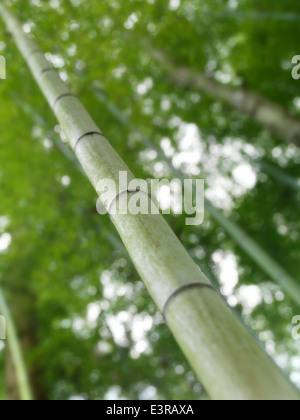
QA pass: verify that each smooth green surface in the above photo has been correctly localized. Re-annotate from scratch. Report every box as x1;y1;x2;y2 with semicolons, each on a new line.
167;289;297;400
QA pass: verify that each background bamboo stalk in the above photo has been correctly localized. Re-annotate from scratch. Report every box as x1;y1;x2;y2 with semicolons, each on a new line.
1;5;299;400
93;86;300;191
151;49;300;147
0;289;33;401
259;161;300;191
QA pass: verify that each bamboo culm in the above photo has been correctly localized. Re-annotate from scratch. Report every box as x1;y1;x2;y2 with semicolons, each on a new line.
0;289;33;401
93;87;300;306
1;6;299;400
20;91;300;307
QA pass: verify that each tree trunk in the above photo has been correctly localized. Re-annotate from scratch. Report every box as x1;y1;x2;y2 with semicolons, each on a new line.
1;6;299;400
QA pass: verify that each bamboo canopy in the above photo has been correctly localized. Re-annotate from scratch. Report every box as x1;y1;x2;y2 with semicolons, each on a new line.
1;5;299;400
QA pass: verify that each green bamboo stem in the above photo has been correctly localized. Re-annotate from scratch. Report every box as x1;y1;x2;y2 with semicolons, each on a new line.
0;289;33;400
1;6;299;400
26;95;300;306
93;87;300;306
15;96;128;257
259;161;300;191
206;11;300;22
205;202;300;300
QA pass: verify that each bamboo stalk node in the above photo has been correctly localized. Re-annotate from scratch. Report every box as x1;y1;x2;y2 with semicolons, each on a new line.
73;130;107;151
52;92;78;110
163;283;217;320
108;188;144;215
38;67;56;79
28;49;42;58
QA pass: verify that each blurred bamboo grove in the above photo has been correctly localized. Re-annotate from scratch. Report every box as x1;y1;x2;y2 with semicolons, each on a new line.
0;0;300;401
